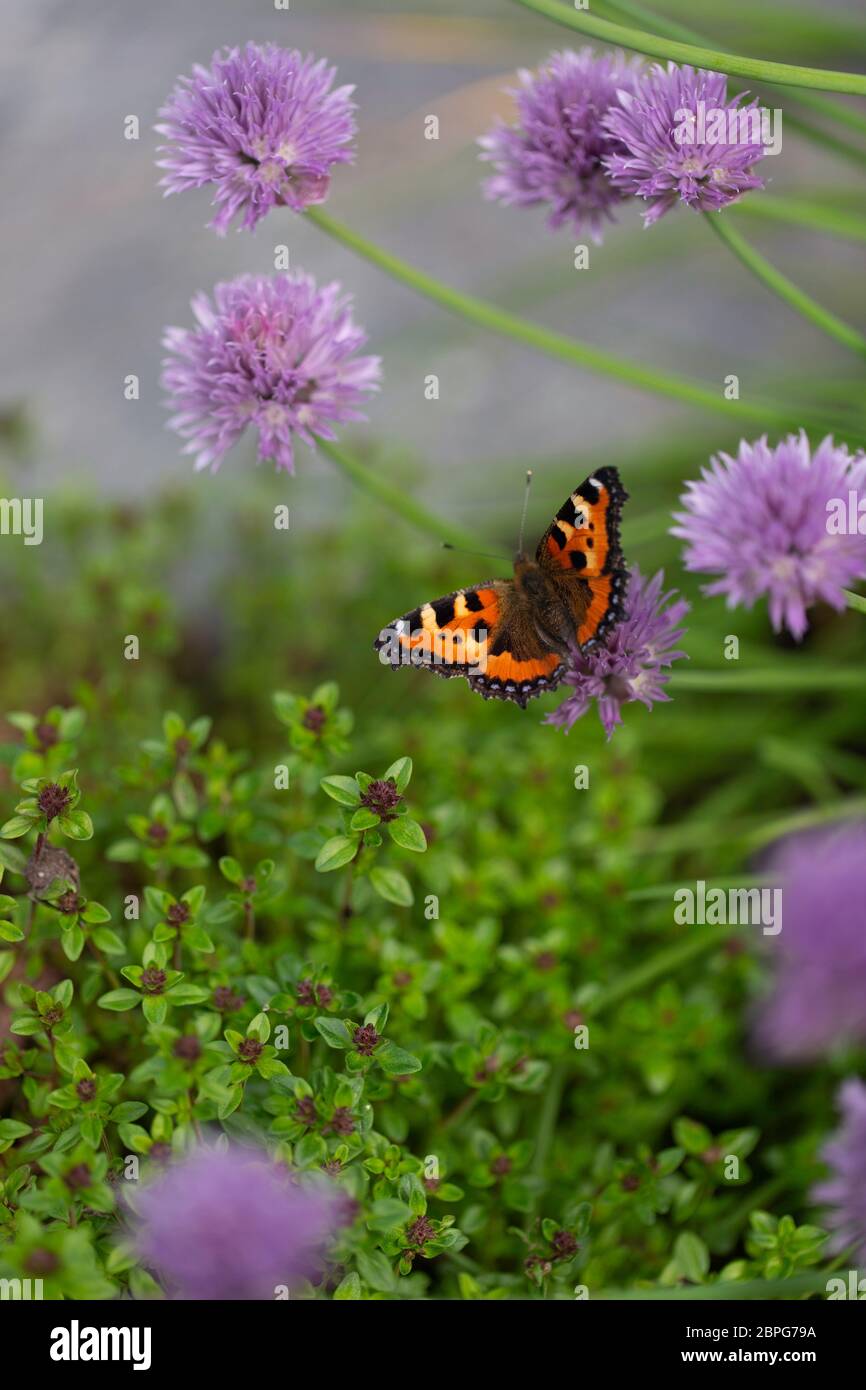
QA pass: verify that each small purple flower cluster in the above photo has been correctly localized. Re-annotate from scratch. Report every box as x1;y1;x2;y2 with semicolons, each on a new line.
156;43;377;475
480;49;768;237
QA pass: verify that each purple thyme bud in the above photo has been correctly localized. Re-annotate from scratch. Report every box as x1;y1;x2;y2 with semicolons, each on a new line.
406;1215;435;1248
173;1036;202;1062
295;1096;317;1128
75;1078;97;1102
25;1249;59;1277
302;705;327;733
752;823;866;1060
65;1163;92;1191
147;822;169;844
37;783;71;822
813;1079;866;1265
56;890;82;915
133;1145;343;1299
547;567;689;739
237;1038;265;1064
162;272;380;475
352;1024;380;1056
603;63;766;224
327;1107;355;1137
672;433;866;641
213;986;244;1012
166;902;190;926
551;1230;578;1259
479;48;642;241
156;43;356;234
359;778;403;822
140;967;167;996
35;722;58;750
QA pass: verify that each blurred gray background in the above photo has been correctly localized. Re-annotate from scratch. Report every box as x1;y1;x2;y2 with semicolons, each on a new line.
1;0;864;529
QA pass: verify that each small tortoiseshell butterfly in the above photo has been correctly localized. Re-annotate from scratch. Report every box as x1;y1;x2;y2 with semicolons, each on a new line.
374;467;629;707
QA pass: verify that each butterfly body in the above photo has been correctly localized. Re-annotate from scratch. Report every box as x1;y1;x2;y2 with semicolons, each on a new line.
374;467;629;708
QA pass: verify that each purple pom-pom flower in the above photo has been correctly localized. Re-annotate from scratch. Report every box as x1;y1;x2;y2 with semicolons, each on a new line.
603;63;767;225
546;567;689;739
156;43;356;234
672;433;866;641
753;823;866;1061
813;1080;866;1264
162;271;381;474
479;48;642;241
133;1145;343;1299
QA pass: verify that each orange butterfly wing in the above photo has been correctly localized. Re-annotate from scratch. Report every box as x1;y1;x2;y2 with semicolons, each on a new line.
374;581;563;707
536;466;629;646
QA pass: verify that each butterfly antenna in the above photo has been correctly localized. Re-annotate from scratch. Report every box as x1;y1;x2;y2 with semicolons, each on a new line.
442;543;509;562
517;469;533;554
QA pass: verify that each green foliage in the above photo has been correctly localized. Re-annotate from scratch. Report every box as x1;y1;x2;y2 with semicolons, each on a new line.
0;473;861;1300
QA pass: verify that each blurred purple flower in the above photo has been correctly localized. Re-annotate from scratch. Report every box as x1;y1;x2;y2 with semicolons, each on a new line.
134;1146;341;1299
603;64;766;224
156;43;356;234
672;432;866;640
162;272;381;474
814;1079;866;1263
546;567;689;739
478;48;642;241
753;823;866;1061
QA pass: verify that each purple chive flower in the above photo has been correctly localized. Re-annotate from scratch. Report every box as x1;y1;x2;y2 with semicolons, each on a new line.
478;48;642;241
133;1146;342;1299
672;433;866;641
603;63;766;225
813;1080;866;1263
162;272;381;474
156;43;356;234
753;823;866;1061
546;567;689;739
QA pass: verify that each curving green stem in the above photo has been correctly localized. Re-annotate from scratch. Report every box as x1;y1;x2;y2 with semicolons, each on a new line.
704;212;866;359
844;589;866;614
318;439;478;550
509;0;866;95
674;668;864;692
595;0;866;142
733;196;866;245
306;208;857;439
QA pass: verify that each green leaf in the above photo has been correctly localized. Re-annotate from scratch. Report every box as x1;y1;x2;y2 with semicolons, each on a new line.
674;1232;710;1283
81;901;111;924
97;989;141;1012
142;995;167;1026
218;856;243;884
383;757;413;792
673;1116;713;1155
376;1041;422;1075
0;841;28;874
91;927;126;955
0;815;37;839
110;1102;148;1124
350;807;380;831
320;776;362;807
0;921;24;943
57;810;94;841
367;1198;414;1232
369;866;413;906
333;1271;361;1300
388;817;427;852
356;1249;397;1294
315;835;359;873
314;1017;353;1049
185;924;215;954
